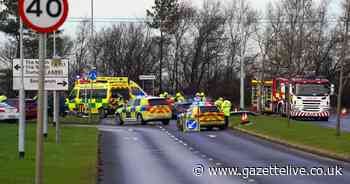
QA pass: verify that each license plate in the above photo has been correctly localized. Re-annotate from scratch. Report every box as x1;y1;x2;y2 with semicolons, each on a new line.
8;115;17;119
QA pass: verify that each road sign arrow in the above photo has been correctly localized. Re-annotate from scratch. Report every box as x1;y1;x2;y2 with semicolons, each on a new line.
14;64;21;71
57;81;67;87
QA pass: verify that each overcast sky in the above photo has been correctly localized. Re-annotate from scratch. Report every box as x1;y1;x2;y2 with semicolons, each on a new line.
60;0;271;36
0;0;342;42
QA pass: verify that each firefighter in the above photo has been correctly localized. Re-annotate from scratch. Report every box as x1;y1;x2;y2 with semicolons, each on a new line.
175;92;185;102
215;97;224;111
221;99;232;127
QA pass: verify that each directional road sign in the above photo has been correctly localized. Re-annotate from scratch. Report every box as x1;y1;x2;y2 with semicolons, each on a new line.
89;70;97;80
13;58;69;91
139;75;156;80
19;0;69;33
185;120;200;132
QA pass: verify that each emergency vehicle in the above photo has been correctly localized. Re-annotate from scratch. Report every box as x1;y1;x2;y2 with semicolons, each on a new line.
251;80;273;113
66;77;146;118
176;102;225;131
115;96;172;125
271;77;334;120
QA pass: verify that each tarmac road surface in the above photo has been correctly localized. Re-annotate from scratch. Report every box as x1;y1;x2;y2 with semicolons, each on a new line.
98;119;350;184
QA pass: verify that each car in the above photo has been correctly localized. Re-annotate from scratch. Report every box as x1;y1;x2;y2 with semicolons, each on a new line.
176;102;225;131
172;101;192;119
0;102;19;121
115;96;172;125
7;98;37;120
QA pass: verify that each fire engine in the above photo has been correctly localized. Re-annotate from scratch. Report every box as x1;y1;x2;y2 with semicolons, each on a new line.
271;77;334;120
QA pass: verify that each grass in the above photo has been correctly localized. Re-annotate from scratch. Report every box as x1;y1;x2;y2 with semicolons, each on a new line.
0;122;98;184
229;115;350;158
52;115;101;125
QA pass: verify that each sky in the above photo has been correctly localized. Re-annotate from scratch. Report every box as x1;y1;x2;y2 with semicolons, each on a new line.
61;0;270;36
0;0;342;42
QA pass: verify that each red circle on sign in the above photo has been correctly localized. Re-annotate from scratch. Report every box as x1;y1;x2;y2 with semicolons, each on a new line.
18;0;69;33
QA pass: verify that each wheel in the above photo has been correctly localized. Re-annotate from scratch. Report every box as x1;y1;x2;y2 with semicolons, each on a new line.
115;114;124;125
206;126;213;131
138;114;147;125
219;124;228;130
99;108;107;119
162;119;170;126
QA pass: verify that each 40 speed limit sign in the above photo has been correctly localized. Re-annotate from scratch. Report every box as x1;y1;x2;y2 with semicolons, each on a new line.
19;0;69;33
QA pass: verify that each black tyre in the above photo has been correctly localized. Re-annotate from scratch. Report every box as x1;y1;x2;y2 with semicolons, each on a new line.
162;119;170;126
219;124;228;130
206;126;213;131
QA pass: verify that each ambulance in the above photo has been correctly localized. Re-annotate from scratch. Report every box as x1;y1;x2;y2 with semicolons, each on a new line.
65;77;146;118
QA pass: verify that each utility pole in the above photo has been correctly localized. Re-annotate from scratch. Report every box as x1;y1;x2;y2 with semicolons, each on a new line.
18;18;26;159
336;1;350;136
35;33;46;184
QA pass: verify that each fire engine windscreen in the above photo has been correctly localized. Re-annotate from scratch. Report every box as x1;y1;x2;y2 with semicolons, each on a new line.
295;84;330;96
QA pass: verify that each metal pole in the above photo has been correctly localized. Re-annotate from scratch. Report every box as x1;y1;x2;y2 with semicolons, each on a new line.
19;18;26;159
91;0;94;36
239;0;245;110
43;34;48;138
53;31;60;144
53;31;57;125
35;33;45;184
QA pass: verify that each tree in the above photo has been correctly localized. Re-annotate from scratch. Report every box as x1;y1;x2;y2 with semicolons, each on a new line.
336;0;350;136
146;0;180;93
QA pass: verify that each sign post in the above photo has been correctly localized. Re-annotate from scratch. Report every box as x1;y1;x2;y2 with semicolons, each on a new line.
18;19;26;159
88;69;97;122
19;1;69;184
139;75;156;96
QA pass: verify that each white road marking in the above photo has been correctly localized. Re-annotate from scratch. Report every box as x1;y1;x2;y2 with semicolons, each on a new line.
208;158;213;161
208;134;217;138
215;162;222;166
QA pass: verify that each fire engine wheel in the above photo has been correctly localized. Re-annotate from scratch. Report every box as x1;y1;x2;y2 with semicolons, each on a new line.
138;114;147;125
162;120;170;126
115;114;124;125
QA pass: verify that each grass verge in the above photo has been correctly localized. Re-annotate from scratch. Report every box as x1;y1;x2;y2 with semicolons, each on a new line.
0;122;98;184
54;115;100;125
230;115;350;161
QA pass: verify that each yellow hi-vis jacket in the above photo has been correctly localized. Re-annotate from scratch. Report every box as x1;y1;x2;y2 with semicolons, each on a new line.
215;99;223;110
221;100;232;117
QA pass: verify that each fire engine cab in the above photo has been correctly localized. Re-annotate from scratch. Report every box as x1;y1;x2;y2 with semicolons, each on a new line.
272;77;334;120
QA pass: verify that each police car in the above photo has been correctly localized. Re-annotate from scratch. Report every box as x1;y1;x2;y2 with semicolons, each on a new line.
176;101;225;131
115;96;172;125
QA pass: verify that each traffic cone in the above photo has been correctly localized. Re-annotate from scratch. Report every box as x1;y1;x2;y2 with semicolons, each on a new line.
240;112;250;125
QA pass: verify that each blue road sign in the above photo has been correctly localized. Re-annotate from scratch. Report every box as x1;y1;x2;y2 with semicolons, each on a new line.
186;120;198;130
89;70;97;80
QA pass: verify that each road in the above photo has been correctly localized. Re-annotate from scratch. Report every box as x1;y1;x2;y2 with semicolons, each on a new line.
308;115;350;132
98;119;350;184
